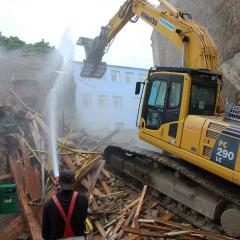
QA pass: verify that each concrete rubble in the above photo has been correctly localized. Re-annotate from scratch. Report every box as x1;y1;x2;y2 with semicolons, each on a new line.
0;96;237;240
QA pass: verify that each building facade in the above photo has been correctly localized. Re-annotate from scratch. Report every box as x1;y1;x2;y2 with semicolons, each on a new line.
74;62;148;133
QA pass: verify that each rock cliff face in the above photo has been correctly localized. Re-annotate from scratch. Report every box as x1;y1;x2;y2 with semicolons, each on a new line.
151;0;240;103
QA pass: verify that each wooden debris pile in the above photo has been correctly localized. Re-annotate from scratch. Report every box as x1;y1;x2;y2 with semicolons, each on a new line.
0;92;238;240
84;169;236;240
0;90;104;239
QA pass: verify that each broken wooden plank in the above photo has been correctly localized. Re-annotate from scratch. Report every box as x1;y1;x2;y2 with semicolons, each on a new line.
120;197;140;214
132;185;148;228
32;113;50;137
122;226;165;237
123;227;192;238
140;223;172;231
9;153;42;240
143;215;236;240
0;173;12;181
116;207;137;240
87;160;105;194
0;214;27;240
30;118;42;151
18;137;41;201
101;168;112;179
121;235;139;240
9;88;42;116
106;226;114;237
164;230;192;238
94;220;107;239
100;180;112;195
81;178;104;196
96;191;124;202
92;235;102;240
159;212;174;221
107;218;125;239
63;155;76;171
143;215;183;230
75;156;102;183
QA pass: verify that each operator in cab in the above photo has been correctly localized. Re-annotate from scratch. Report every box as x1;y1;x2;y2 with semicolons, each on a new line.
42;169;88;239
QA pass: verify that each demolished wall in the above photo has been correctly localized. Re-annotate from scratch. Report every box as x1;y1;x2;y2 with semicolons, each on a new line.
151;0;240;103
0;47;63;111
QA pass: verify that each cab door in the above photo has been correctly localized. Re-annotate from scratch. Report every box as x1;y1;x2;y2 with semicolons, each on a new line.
140;73;186;147
161;75;184;147
141;74;169;133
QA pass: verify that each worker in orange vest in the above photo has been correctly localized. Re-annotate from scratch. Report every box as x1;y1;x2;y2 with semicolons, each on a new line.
42;169;88;239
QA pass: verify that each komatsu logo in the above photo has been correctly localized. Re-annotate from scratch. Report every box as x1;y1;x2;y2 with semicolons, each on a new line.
141;12;157;26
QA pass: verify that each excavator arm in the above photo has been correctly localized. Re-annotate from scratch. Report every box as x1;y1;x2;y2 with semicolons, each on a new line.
78;0;221;78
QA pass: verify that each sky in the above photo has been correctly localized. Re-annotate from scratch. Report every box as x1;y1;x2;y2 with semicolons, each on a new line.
0;0;159;69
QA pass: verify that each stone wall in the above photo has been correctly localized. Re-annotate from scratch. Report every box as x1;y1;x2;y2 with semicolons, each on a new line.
0;48;63;112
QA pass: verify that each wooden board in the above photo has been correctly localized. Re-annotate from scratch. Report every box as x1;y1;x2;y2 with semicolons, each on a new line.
0;173;12;182
0;215;27;240
19;137;41;201
9;153;42;240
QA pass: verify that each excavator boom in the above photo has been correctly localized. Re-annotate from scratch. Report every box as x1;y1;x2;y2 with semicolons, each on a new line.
78;0;221;78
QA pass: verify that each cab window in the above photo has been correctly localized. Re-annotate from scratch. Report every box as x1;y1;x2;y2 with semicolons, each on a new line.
145;80;168;129
168;81;182;108
189;84;216;115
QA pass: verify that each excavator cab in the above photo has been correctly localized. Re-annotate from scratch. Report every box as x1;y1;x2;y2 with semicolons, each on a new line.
136;67;221;148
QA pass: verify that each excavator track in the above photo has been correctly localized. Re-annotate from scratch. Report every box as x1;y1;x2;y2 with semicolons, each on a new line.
103;144;240;237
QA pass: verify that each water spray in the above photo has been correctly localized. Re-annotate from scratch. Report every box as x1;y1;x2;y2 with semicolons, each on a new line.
46;28;74;178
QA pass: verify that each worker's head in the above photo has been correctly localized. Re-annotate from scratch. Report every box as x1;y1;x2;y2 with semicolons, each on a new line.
59;169;75;190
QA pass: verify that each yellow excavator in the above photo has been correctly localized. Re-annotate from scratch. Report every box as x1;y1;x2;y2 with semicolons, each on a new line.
78;0;240;237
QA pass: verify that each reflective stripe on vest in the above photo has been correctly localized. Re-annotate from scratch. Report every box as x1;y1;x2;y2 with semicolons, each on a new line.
52;191;78;238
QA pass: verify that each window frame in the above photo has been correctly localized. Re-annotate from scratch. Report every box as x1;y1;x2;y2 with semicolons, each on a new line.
81;94;92;108
111;70;121;83
98;95;108;109
112;96;123;110
166;80;183;110
125;72;134;84
188;76;218;116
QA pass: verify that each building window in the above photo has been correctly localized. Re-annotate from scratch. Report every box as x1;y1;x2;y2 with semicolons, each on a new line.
111;70;120;83
98;95;108;108
125;72;134;83
113;96;123;110
81;94;92;108
115;122;124;129
138;73;147;82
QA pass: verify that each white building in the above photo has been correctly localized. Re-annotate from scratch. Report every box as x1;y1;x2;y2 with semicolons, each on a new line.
74;61;148;133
